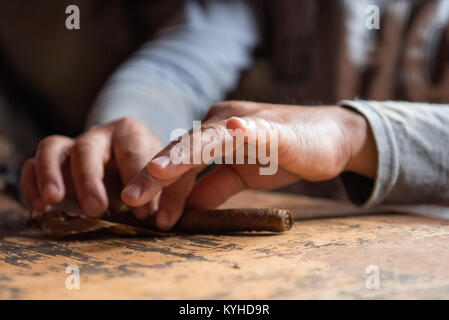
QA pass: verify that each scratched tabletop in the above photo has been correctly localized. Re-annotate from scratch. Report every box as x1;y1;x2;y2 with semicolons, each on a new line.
1;190;449;299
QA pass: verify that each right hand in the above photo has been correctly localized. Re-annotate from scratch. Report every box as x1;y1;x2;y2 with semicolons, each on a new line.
121;101;377;230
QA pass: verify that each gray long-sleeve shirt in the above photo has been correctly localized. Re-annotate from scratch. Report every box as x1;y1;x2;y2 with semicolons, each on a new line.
87;0;449;206
86;0;258;143
340;100;449;206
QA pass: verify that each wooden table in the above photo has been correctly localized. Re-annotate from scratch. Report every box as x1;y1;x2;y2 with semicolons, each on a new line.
1;190;449;299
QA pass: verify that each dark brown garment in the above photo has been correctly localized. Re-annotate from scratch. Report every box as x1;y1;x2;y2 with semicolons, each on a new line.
242;0;449;200
0;0;184;136
251;0;449;105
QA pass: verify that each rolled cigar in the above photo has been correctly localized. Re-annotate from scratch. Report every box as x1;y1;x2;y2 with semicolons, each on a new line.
172;208;293;233
29;168;294;235
108;208;294;233
29;208;294;236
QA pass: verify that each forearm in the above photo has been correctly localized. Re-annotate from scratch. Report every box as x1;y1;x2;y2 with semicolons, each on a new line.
86;0;259;144
339;100;449;206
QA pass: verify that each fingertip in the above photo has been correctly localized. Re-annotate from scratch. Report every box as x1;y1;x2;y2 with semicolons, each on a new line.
122;170;167;208
156;210;175;231
146;157;172;179
42;183;63;204
226;117;248;130
32;198;47;212
121;185;149;208
149;156;171;169
132;205;152;220
146;160;188;181
82;195;107;218
121;183;141;201
121;194;138;207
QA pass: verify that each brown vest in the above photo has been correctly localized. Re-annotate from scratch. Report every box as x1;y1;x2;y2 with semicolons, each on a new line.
253;0;449;104
0;0;184;134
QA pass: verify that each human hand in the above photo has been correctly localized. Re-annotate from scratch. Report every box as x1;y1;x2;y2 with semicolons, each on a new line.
21;117;163;218
122;101;377;230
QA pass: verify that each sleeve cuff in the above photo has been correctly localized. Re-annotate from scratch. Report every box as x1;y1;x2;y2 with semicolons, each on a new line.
338;100;400;207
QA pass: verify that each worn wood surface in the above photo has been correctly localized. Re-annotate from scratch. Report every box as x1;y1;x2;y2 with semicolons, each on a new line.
1;190;449;299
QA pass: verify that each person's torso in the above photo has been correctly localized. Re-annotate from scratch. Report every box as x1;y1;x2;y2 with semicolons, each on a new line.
0;0;184;135
259;0;449;104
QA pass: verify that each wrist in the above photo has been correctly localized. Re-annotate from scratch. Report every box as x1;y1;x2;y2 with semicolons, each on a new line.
338;107;378;178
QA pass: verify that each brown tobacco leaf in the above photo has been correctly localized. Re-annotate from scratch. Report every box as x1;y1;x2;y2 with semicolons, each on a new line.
28;208;294;237
27;211;166;237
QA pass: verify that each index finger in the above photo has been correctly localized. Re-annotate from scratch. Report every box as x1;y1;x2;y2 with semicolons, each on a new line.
122;116;257;208
146;116;253;180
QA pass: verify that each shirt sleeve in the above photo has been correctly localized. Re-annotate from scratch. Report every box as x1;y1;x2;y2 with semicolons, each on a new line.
86;0;259;144
339;100;449;206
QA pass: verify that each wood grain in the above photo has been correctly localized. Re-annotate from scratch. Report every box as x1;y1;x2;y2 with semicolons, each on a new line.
1;191;449;299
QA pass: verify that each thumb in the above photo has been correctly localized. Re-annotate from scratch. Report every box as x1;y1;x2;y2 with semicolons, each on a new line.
186;165;247;209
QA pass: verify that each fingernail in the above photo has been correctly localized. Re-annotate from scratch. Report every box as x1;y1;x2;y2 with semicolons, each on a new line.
150;156;171;169
84;196;102;215
43;183;59;202
226;117;250;130
122;183;141;200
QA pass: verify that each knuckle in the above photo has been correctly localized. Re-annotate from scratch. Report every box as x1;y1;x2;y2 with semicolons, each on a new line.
86;124;101;133
85;126;106;137
225;100;244;110
72;136;111;164
118;149;141;163
116;116;136;128
209;103;226;114
114;117;149;135
38;135;64;150
86;124;113;139
210;101;234;113
209;101;251;117
225;100;249;112
70;140;93;157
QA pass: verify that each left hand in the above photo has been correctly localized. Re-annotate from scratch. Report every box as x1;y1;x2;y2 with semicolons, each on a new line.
20;117;163;218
